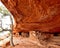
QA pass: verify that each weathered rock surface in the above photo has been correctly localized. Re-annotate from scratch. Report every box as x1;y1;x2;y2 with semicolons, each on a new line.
0;32;60;48
1;0;60;33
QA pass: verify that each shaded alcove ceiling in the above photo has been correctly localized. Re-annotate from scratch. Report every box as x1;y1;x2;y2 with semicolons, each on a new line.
1;0;60;33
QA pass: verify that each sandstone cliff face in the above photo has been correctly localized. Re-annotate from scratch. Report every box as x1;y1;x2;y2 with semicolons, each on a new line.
1;0;60;33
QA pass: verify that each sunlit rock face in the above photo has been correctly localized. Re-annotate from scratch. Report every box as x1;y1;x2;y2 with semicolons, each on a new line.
1;0;60;33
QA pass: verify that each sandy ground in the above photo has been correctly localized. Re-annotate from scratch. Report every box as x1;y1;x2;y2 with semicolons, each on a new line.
0;33;60;48
5;37;41;48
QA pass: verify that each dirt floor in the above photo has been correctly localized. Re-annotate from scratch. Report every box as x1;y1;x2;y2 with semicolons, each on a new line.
0;32;60;48
0;33;41;48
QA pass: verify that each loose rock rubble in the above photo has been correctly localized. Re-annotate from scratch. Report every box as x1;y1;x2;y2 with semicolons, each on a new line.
0;31;10;47
0;31;60;48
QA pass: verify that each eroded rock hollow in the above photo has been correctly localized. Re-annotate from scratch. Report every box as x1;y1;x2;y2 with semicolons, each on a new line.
1;0;60;33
